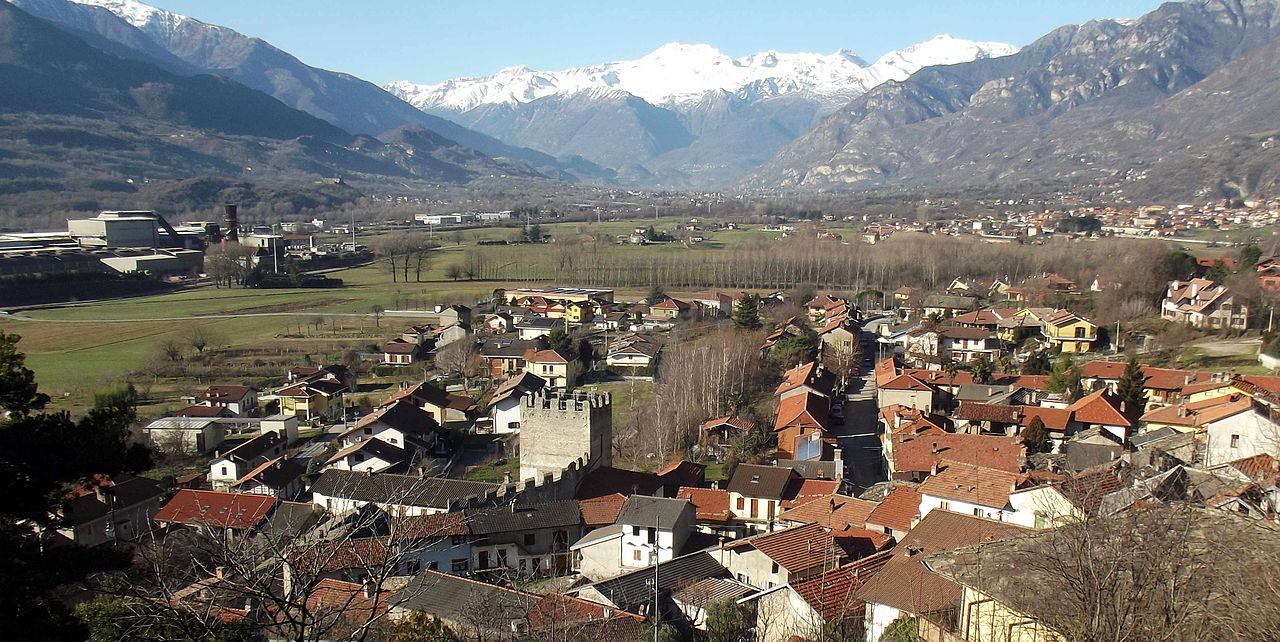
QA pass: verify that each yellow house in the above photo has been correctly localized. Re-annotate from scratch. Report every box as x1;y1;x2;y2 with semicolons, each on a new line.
524;349;578;389
565;300;596;325
275;381;344;422
955;586;1063;642
1039;310;1097;352
999;308;1096;352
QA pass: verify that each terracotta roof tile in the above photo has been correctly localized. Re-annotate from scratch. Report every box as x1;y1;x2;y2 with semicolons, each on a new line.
891;433;1022;475
579;493;627;526
779;494;879;530
865;487;921;532
675;487;731;522
154;489;274;530
918;462;1021;509
775;392;830;431
1068;389;1134;427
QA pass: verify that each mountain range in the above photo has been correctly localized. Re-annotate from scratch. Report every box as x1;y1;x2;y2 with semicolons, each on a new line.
750;0;1280;199
387;37;1017;186
1;0;1280;214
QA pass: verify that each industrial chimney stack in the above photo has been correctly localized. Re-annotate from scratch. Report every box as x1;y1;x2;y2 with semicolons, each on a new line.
223;204;239;242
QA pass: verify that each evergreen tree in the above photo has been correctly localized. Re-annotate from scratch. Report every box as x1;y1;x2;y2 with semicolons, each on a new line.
1022;416;1052;455
547;326;572;355
647;283;666;303
0;333;144;639
1046;356;1086;401
1115;356;1149;414
732;294;762;330
1022;350;1052;375
969;355;993;384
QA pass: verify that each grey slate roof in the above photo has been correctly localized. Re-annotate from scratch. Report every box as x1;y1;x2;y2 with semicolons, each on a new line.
615;496;693;527
61;475;164;527
578;551;729;610
393;571;530;623
309;470;499;509
465;500;583;535
778;459;843;481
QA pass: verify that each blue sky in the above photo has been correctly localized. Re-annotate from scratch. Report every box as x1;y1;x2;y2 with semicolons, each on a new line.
157;0;1165;85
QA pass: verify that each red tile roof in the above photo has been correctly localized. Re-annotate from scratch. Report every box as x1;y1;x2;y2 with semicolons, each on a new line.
1067;389;1133;427
579;494;627;526
1018;406;1073;431
528;349;570;364
700;415;756;434
775;391;830;431
1140;394;1253;427
675;487;732;522
865;487;921;532
789;550;893;618
881;374;935;392
305;578;393;623
153;489;274;530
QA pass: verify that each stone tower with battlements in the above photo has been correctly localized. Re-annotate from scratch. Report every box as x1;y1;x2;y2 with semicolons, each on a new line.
519;390;612;482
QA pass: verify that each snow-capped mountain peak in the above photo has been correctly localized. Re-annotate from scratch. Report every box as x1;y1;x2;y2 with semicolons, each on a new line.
69;0;183;30
387;36;1018;113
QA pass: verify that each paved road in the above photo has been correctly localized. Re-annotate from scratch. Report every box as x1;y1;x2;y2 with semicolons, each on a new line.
830;371;886;495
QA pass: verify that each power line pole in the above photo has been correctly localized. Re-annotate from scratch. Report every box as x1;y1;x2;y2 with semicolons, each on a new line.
653;513;660;642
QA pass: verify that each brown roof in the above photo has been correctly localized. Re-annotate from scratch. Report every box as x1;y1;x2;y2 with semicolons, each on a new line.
939;327;993;340
675;487;732;522
657;460;706;486
779;494;879;530
172;404;232;418
790;551;893;619
917;462;1021;509
891;433;1022;475
725;523;851;574
577;466;663;499
881;374;935;392
865;487;922;532
854;510;1030;613
954;402;1021;424
394;511;470;538
339;400;439;442
726;464;795;500
204;385;255;401
153;489;275;530
784;479;843;508
305;578;394;623
382;339;419;354
229;456;304;491
579;493;628;526
1220;453;1280;482
700;415;756;434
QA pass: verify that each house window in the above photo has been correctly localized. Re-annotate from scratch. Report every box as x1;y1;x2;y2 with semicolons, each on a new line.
646;527;656;543
1034;512;1048;529
632;526;641;536
940;500;951;511
750;499;759;518
771;561;779;574
634;549;642;561
220;466;227;476
363;427;372;435
524;533;536;547
1074;326;1085;338
405;559;422;574
736;497;745;511
973;508;983;517
451;535;467;546
452;558;469;572
1231;435;1241;448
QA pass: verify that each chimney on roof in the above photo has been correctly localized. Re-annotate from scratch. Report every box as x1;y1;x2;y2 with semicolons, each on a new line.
711;481;720;490
1120;401;1127;413
931;461;940;476
931;442;940;454
364;468;372;477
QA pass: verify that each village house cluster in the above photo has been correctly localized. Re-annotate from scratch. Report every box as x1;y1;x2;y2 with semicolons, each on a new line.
48;273;1268;642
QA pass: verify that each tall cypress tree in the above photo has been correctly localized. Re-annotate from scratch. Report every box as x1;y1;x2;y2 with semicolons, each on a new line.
1116;356;1149;413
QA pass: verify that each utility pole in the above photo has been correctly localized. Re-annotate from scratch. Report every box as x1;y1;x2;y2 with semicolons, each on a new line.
350;210;356;251
653;513;660;642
